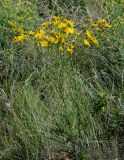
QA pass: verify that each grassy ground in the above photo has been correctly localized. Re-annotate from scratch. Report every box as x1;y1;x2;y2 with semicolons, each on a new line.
0;0;124;159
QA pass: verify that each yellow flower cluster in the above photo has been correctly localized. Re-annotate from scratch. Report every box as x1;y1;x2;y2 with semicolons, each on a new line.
13;34;26;43
9;15;122;54
91;19;112;29
84;30;99;47
10;16;78;54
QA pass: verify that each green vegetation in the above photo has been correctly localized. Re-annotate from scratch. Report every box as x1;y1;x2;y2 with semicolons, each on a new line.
0;0;124;159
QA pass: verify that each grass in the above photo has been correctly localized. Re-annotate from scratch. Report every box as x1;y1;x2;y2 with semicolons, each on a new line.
0;0;124;159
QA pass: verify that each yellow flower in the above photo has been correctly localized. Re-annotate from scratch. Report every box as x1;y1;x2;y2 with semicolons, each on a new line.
60;37;66;44
34;30;45;39
84;39;91;47
86;32;94;41
51;16;60;26
67;44;74;54
50;37;57;43
67;47;73;54
47;37;58;44
51;20;59;26
13;34;26;43
75;32;80;36
40;40;48;47
58;46;63;52
58;22;67;28
42;22;50;28
34;33;42;39
104;23;111;28
97;19;106;25
56;34;66;44
28;30;35;35
50;30;57;35
67;20;74;27
63;27;75;34
63;19;74;27
86;30;92;39
69;44;74;49
86;30;99;46
52;16;60;21
91;38;99;46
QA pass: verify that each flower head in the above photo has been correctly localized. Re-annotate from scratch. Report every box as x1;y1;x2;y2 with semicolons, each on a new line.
58;22;67;28
34;30;45;39
40;40;48;47
67;44;74;54
84;39;91;47
28;30;35;35
13;34;26;43
104;23;111;28
63;27;75;35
